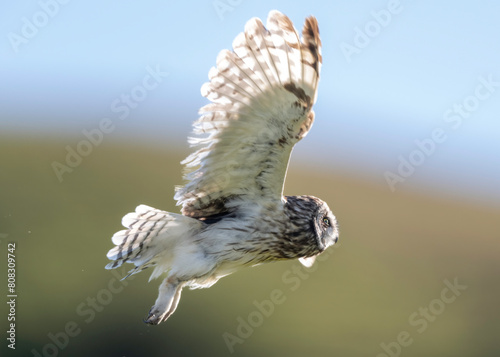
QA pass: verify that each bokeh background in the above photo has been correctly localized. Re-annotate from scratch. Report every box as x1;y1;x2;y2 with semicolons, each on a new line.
1;1;499;356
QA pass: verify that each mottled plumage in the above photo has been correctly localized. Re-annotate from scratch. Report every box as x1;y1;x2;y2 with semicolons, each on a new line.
105;10;339;325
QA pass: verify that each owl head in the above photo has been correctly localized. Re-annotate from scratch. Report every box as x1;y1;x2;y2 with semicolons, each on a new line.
312;197;339;251
283;195;339;264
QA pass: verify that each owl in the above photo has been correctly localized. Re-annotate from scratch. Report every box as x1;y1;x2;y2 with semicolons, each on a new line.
105;10;339;325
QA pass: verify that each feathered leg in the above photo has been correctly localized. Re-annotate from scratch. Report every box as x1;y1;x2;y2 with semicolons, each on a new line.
145;277;186;325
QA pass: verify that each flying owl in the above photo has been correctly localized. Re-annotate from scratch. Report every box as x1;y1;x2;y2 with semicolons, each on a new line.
106;10;339;325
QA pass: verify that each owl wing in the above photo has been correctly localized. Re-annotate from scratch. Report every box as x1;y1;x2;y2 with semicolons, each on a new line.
174;10;322;219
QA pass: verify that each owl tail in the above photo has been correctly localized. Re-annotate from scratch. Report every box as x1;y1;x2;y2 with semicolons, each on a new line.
105;204;201;280
106;205;208;324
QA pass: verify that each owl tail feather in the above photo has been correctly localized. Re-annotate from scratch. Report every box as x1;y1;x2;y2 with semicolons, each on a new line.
105;205;201;280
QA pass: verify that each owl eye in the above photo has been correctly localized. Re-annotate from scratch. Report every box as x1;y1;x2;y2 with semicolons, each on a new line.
322;217;331;227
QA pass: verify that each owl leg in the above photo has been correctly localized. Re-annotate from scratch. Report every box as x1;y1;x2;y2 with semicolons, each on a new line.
144;277;185;325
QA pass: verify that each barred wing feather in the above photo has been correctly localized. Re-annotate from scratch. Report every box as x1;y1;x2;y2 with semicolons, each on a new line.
174;11;322;219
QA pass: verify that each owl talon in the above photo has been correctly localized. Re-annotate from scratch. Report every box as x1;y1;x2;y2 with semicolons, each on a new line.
144;306;174;325
144;308;162;325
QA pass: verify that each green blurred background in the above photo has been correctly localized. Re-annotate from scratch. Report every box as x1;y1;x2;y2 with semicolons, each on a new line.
0;137;498;356
2;1;500;356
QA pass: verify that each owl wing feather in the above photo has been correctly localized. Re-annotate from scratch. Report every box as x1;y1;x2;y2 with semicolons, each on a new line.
174;11;322;219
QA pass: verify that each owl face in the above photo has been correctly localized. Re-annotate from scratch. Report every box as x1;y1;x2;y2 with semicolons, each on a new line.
313;203;339;252
283;195;338;257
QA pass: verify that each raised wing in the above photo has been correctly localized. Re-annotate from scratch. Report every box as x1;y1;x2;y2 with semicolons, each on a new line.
174;10;322;219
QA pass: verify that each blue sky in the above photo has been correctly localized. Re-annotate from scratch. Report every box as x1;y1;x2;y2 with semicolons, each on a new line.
1;0;499;205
